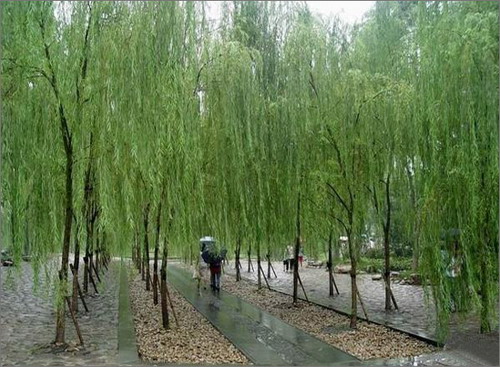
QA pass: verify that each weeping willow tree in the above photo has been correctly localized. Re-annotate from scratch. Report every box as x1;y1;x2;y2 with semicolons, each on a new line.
2;0;498;344
410;2;498;337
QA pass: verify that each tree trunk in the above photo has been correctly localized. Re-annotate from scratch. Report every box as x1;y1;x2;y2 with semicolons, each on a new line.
267;249;271;279
141;244;145;281
153;202;162;305
257;242;262;289
55;147;73;345
235;238;241;281
144;203;151;291
71;219;80;313
84;213;94;293
247;244;251;273
95;229;99;277
293;194;301;304
384;174;392;311
328;231;334;296
136;235;141;271
131;232;136;266
347;233;358;329
384;229;391;310
160;239;169;329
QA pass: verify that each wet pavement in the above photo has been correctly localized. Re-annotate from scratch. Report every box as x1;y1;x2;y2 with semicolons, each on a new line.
0;258;120;366
168;264;359;366
223;260;499;366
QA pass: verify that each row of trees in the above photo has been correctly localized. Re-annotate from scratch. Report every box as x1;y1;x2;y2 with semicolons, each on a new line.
2;1;498;344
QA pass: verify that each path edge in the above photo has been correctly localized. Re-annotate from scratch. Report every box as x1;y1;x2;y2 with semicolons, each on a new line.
118;260;141;365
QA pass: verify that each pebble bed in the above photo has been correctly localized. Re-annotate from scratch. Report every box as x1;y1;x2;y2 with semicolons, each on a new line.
220;272;436;360
128;272;250;365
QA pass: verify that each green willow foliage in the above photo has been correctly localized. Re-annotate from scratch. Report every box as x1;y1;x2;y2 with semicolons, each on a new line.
2;1;498;338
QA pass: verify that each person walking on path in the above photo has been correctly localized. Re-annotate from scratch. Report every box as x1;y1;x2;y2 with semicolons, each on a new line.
193;251;207;294
209;259;222;291
286;245;295;271
283;247;290;272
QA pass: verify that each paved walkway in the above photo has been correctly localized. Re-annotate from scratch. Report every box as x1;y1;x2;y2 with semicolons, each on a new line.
168;264;359;366
0;258;120;366
224;260;499;366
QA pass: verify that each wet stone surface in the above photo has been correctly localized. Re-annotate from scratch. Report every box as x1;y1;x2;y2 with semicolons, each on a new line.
224;260;499;366
225;261;497;340
167;265;357;366
0;259;120;366
226;261;439;339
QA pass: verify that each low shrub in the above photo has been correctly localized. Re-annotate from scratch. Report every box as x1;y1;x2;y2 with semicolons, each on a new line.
358;257;412;273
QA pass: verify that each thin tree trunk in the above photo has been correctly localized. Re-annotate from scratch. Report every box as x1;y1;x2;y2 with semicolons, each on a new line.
72;218;80;313
383;174;393;310
39;7;90;345
95;230;99;277
247;244;252;273
267;251;271;279
55;144;73;345
153;201;162;305
141;244;145;281
160;239;169;329
328;231;334;296
348;232;358;329
131;233;136;266
257;242;262;289
144;203;151;291
236;238;241;281
84;212;94;293
293;193;301;304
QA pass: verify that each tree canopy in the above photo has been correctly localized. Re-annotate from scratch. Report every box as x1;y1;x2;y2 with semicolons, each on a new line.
2;1;498;338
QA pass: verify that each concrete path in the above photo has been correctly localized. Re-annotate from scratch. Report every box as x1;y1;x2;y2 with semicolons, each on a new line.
168;264;360;366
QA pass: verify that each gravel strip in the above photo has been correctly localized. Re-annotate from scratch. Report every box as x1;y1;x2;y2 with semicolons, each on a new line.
128;271;251;365
219;270;436;361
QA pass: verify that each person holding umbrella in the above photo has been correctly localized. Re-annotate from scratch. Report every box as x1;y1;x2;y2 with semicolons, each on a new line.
199;236;227;291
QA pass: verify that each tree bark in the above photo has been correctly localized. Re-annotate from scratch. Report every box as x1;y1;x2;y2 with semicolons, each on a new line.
383;174;392;310
55;144;73;345
257;242;262;289
144;203;151;291
235;238;241;281
293;194;301;304
153;201;162;305
160;239;169;329
247;244;251;273
267;251;271;279
136;230;141;270
71;218;80;313
95;230;99;277
328;231;334;296
347;232;358;329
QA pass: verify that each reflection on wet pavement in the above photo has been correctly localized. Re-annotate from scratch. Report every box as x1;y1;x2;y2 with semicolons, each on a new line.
168;264;359;366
